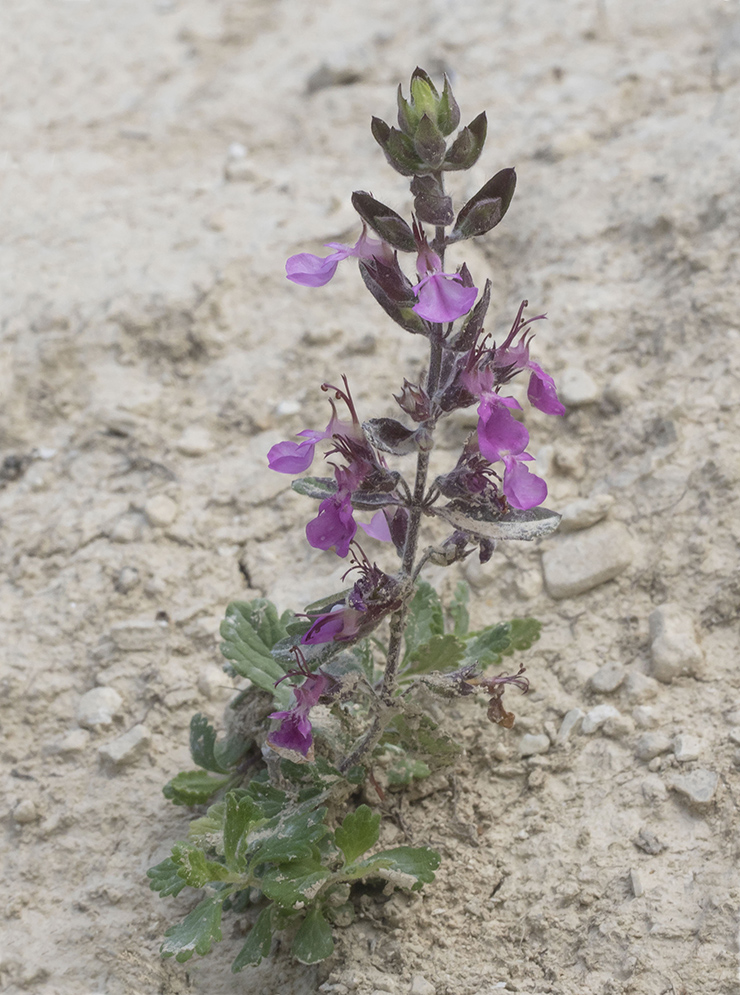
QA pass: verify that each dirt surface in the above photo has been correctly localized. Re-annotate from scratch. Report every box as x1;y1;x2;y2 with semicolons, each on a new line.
3;1;740;993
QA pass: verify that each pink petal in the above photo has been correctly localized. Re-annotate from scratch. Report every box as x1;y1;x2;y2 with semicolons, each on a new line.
359;510;393;542
502;456;547;510
412;274;478;323
528;362;565;416
286;251;342;287
477;401;529;463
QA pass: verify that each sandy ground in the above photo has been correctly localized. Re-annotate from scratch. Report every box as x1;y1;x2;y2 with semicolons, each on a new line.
3;1;740;993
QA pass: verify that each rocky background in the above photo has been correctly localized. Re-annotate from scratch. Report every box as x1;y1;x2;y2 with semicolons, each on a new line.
2;1;740;993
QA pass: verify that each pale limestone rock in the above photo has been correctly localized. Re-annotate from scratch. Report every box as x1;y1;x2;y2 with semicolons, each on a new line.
635;732;673;761
517;733;550;757
556;708;584;744
559;494;615;533
641;775;668;804
409;977;435;995
114;566;140;594
48;728;90;754
559;367;600;406
629;869;644;898
176;425;213;456
669;769;718;807
648;603;704;683
13;800;38;824
98;724;151;765
110;619;167;652
623;670;659;704
603;713;634;739
632;706;658;729
76;687;123;729
542;522;633;599
673;734;702;762
590;661;627;693
144;494;178;527
582;704;620;734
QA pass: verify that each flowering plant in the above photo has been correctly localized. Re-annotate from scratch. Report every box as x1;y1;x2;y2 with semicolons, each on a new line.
149;68;562;972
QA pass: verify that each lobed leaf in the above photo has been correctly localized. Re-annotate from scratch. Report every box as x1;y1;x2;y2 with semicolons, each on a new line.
163;770;234;807
223;793;264;872
403;581;444;659
147;856;188;898
260;855;331;909
403;633;465;677
220;600;289;703
231;906;274;971
335;805;380;864
171;842;232;888
448;581;470;637
291;907;334;965
361;845;441;889
161;896;223;963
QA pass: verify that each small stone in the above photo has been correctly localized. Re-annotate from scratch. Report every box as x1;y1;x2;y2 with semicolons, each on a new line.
733;749;740;768
635;732;673;761
110;619;167;652
98;724;151;766
603;713;634;739
109;513;144;544
197;666;230;700
559;494;615;533
542;522;633;599
559;367;600;406
632;706;658;729
581;704;620;734
590;661;627;694
648;603;704;683
114;566;140;594
50;728;90;754
605;370;640;407
409;977;435;995
176;425;214;457
623;670;659;704
556;708;584;744
517;733;550;757
513;568;543;600
729;728;740;746
641;775;668;803
629;869;644;898
275;398;301;416
13;800;38;824
76;687;123;729
669;769;719;807
144;494;178;527
633;828;666;855
673;734;702;763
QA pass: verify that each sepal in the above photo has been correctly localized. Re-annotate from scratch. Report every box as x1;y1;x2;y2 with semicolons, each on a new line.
410;174;454;226
451;168;517;240
351;192;416;252
442;112;487;171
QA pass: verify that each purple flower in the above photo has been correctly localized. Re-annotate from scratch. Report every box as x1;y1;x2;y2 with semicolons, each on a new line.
268;670;332;758
476;396;547;510
267;429;328;474
527;362;565;416
358;509;393;542
302;604;365;645
501;454;547;509
286;228;391;288
305;491;357;557
412;242;477;324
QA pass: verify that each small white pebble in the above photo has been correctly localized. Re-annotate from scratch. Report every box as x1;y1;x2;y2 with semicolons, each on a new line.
581;704;620;734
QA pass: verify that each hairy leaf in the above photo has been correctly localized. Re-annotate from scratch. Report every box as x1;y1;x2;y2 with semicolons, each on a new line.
161;896;223;963
147;856;188;898
260;855;331;909
163;770;234;806
362;845;441;888
403;633;465;676
463;617;541;666
171;842;232;888
386;756;431;786
291;907;334;964
403;581;444;659
189;713;248;774
448;581;470;637
224;793;263;872
335;805;380;864
220;600;290;704
231;906;274;972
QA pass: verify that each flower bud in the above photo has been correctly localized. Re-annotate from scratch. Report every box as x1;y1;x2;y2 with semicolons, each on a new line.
443;112;487;171
413;114;446;168
451;168;517;240
397;69;460;139
394;379;432;422
371;117;425;176
351;192;416;252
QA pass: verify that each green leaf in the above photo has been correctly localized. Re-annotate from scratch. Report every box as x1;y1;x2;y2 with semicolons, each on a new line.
403;582;444;659
382;714;461;771
224;793;263;872
220;600;290;702
448;581;470;637
249;807;329;868
362;845;441;889
386;756;431;786
161;896;223;962
147;856;187;898
260;855;331;909
163;770;233;806
232;906;274;971
335;805;380;865
291;907;334;965
291;476;337;501
189;713;249;774
462;617;541;667
403;633;465;677
352;639;376;683
242;776;287;818
171;842;232;888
